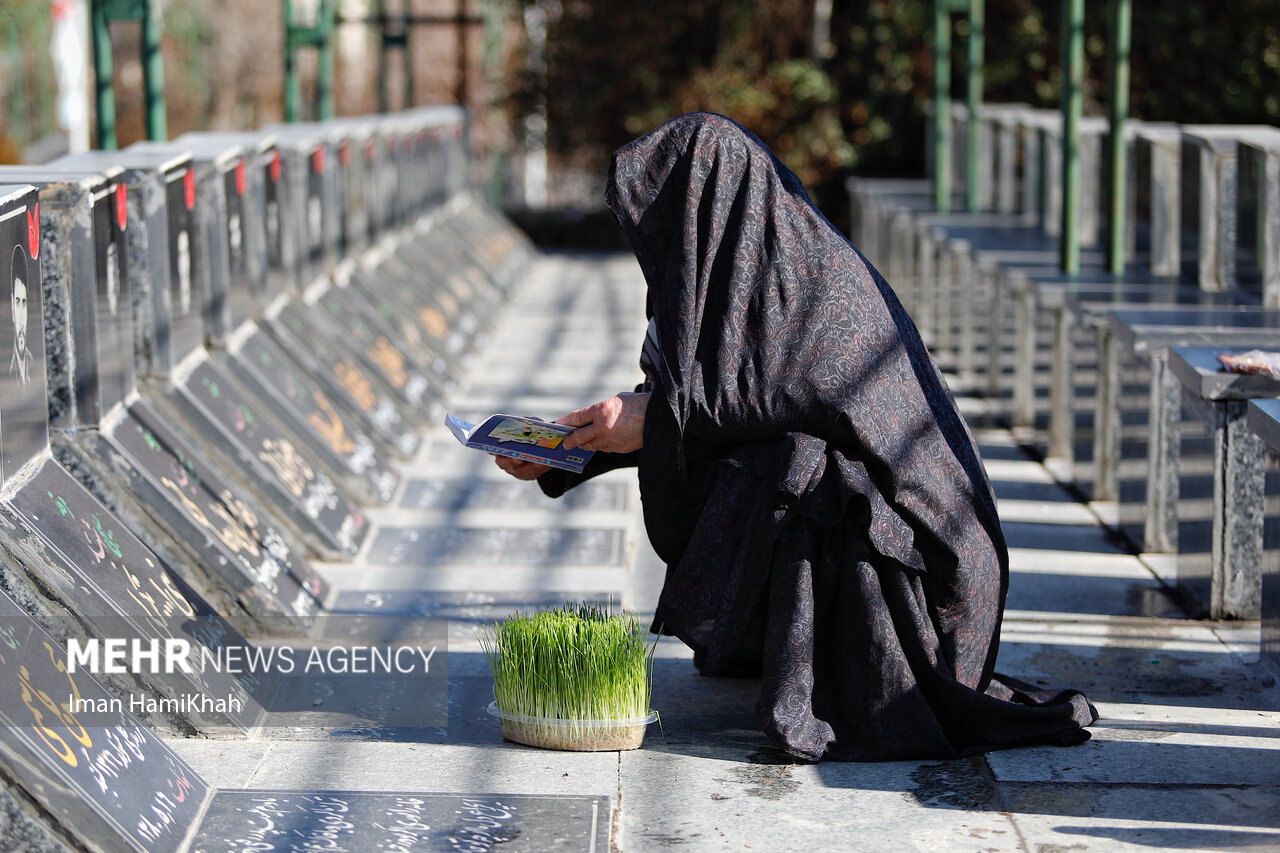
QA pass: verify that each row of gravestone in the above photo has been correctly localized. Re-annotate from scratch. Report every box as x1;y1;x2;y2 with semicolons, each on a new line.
0;108;609;851
849;111;1280;622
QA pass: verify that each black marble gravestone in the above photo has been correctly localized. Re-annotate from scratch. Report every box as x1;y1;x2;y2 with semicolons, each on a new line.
163;352;370;558
190;791;610;853
312;268;451;408
51;149;202;382
0;584;210;853
0;184;267;732
330;124;372;260
51;149;368;559
220;327;401;505
184;130;429;462
128;140;242;348
263;289;424;458
150;133;407;504
263;125;336;289
0;166;128;430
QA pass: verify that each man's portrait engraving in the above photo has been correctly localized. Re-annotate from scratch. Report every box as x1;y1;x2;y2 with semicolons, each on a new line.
10;244;32;386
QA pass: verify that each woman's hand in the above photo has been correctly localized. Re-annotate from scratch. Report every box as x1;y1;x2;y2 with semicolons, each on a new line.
558;392;649;453
492;391;649;481
493;456;552;480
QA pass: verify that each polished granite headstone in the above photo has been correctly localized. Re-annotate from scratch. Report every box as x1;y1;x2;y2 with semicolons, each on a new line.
222;328;400;505
0;166;126;430
263;125;335;289
266;289;424;455
1247;397;1280;680
1167;346;1280;618
0;183;265;732
0;585;209;853
127;140;241;346
96;151;370;560
190;791;609;853
16;158;329;634
163;355;369;557
223;131;426;457
51;149;197;384
340;253;460;389
52;150;368;559
134;137;401;508
328;256;459;397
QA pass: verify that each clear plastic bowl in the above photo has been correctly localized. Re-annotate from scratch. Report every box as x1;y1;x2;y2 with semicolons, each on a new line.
486;701;659;751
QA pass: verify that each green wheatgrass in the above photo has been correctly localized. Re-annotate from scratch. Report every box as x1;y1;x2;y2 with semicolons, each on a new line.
479;604;656;738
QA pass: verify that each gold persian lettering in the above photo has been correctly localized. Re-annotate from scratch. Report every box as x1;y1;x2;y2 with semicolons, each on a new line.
18;642;92;767
258;438;313;498
417;307;448;340
366;337;408;389
307;392;355;455
334;361;377;411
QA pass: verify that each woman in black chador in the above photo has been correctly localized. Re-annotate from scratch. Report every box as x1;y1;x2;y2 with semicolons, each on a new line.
496;112;1096;761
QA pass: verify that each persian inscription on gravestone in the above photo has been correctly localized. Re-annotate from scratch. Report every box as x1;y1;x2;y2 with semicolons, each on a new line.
0;587;209;851
233;332;396;501
111;409;321;630
182;359;365;550
190;791;609;853
129;400;331;601
367;527;628;568
256;307;414;454
7;464;266;730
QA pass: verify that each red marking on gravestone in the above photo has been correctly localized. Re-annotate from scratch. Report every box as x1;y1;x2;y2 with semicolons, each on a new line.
115;183;128;230
235;160;246;196
184;168;196;210
339;142;350;167
313;147;325;174
270;150;283;183
365;140;376;162
27;204;38;259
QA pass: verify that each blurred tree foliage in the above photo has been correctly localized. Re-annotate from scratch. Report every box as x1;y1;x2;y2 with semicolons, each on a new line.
508;0;1280;218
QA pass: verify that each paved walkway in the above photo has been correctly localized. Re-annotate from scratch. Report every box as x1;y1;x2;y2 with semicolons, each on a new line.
170;251;1280;853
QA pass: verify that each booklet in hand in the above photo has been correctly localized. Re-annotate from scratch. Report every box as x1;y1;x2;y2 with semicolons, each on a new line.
445;413;595;473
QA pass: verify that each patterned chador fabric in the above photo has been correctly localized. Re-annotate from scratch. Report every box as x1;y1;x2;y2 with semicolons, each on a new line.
545;112;1096;761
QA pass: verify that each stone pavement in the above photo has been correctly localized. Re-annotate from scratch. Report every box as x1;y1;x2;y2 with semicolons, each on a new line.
168;251;1280;853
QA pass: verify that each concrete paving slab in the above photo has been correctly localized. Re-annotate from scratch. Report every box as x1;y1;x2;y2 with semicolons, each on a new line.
619;750;1024;853
1000;784;1280;852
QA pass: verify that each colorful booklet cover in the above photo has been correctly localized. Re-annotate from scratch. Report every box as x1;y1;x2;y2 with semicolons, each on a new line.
445;413;595;474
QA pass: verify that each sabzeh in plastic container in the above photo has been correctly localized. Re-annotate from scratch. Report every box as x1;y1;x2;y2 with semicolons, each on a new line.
479;603;660;751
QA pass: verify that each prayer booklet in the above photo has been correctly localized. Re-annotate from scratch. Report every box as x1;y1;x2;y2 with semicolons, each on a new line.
444;413;595;473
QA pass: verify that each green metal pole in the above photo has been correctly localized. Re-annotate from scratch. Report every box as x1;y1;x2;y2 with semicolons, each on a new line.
284;0;299;122
934;0;952;212
142;0;167;141
90;0;118;150
1060;0;1084;274
1105;0;1131;274
966;0;984;212
317;0;335;120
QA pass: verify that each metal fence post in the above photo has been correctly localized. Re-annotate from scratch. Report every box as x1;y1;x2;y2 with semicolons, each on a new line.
1060;0;1084;274
1105;0;1131;274
966;0;984;213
